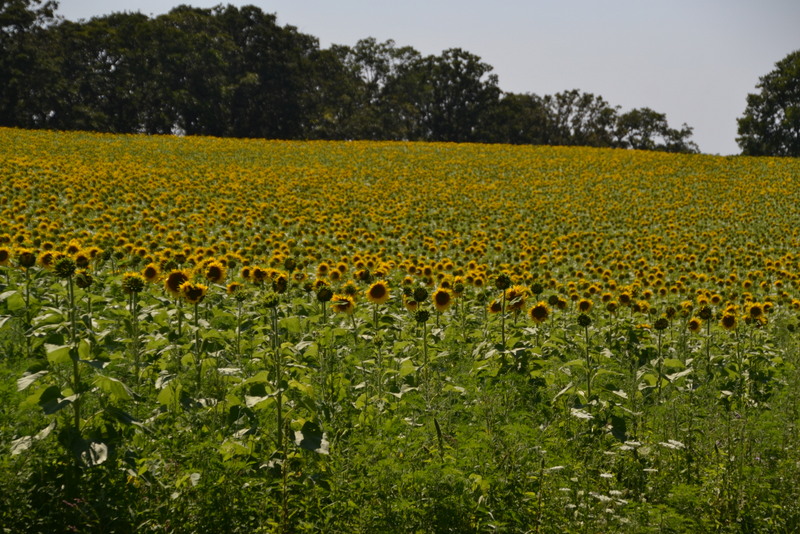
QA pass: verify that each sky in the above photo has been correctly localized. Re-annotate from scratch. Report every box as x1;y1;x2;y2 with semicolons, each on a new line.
55;0;800;155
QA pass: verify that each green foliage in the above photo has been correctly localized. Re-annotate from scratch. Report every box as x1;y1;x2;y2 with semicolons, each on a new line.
737;49;800;157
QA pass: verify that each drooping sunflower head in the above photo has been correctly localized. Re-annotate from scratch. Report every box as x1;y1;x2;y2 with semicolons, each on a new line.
165;270;190;298
16;248;37;269
122;272;146;294
366;280;390;305
180;281;208;305
54;256;77;279
488;299;502;314
432;287;453;313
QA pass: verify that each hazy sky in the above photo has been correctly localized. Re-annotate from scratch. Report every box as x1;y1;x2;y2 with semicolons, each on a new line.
55;0;800;155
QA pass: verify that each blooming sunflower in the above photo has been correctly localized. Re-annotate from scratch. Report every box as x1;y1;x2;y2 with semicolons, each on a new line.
577;298;593;313
720;313;737;331
529;301;550;323
365;280;390;305
180;281;208;305
687;317;702;333
165;270;190;298
204;261;227;284
505;285;528;313
142;262;160;283
432;287;454;313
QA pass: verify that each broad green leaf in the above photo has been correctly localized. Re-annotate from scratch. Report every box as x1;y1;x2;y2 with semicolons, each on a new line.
94;375;133;402
17;370;48;391
3;291;25;312
45;344;72;365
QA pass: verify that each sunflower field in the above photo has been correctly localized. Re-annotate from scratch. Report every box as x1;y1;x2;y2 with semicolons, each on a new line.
2;127;800;533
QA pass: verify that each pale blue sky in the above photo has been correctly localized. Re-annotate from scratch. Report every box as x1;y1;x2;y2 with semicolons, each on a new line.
56;0;800;155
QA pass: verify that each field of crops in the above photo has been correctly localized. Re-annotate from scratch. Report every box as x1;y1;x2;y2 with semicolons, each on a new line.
2;127;800;532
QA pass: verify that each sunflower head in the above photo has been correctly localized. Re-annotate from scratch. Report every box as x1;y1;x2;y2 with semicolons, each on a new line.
204;261;227;284
165;270;190;298
330;294;355;315
54;256;77;279
494;273;512;291
180;281;208;305
142;262;160;283
17;248;37;269
720;313;737;331
432;287;453;313
366;280;390;305
577;298;593;313
577;313;592;328
505;285;528;312
687;317;702;333
529;301;550;323
75;270;93;289
122;272;146;294
317;286;334;303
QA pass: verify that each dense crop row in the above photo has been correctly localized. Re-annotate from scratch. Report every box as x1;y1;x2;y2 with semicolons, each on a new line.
2;127;800;532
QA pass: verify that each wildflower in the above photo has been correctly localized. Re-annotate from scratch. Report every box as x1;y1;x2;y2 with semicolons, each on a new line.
687;317;702;333
488;299;502;314
365;280;390;305
577;298;593;313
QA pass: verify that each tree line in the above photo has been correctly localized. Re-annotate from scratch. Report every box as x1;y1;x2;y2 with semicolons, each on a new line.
1;1;701;152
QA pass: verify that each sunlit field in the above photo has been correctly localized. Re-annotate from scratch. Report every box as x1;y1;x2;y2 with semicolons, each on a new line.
2;127;800;532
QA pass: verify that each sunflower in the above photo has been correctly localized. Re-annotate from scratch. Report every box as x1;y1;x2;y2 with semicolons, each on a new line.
16;248;36;269
529;301;550;323
0;246;11;266
747;302;764;319
251;266;268;284
577;298;593;313
488;299;502;314
687;317;702;333
180;281;208;304
342;280;359;297
204;261;227;284
122;272;146;294
365;280;390;305
403;296;419;312
432;287;454;313
505;285;528;313
226;281;243;295
142;262;160;283
720;313;737;331
330;294;355;315
165;270;189;298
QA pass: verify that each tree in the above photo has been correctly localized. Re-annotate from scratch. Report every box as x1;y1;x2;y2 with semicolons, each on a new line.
411;48;501;142
541;90;618;147
615;107;698;153
0;0;58;127
737;50;800;157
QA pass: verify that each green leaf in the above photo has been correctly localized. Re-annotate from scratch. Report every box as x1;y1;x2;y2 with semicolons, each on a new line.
45;344;72;365
399;358;417;378
94;375;133;402
293;421;329;454
17;370;48;391
78;339;91;360
3;291;25;312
